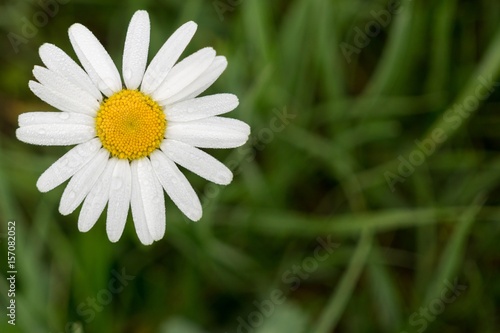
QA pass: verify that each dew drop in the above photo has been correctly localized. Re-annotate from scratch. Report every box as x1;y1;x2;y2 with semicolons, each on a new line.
59;157;69;167
112;178;123;190
59;113;70;120
98;80;109;91
123;69;132;81
67;157;80;169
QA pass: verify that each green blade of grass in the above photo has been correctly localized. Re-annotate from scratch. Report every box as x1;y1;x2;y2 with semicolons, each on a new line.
311;230;373;333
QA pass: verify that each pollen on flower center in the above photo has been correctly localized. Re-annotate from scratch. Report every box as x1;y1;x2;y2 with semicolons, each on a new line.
96;89;166;160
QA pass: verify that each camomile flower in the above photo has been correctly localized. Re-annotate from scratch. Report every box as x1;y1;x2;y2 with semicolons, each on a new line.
16;10;250;245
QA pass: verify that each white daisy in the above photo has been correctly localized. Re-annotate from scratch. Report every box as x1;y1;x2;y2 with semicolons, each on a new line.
16;10;250;245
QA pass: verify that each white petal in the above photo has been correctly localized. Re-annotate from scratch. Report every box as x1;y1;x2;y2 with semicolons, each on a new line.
130;160;154;245
161;56;227;105
150;150;202;221
33;66;100;114
152;47;216;101
78;158;116;232
107;159;132;242
166;116;250;149
68;23;122;97
36;138;102;192
135;158;165;241
29;81;96;115
162;139;232;185
19;112;94;127
39;43;103;101
141;21;197;94
165;94;238;122
123;11;150;90
16;123;95;146
59;149;109;215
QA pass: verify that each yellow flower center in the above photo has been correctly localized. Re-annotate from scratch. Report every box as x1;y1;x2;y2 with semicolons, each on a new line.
95;90;166;160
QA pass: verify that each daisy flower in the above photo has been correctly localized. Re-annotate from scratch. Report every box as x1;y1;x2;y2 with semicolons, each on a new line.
16;10;250;245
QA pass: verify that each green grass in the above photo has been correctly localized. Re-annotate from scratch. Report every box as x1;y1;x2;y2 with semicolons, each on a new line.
1;0;500;332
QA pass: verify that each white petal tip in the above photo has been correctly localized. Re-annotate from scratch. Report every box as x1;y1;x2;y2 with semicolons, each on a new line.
140;239;154;246
242;123;251;136
152;233;165;242
32;65;44;75
28;80;38;90
218;176;233;186
188;211;202;222
218;56;228;66
35;182;51;193
68;24;86;41
129;10;150;27
15;128;38;146
108;235;121;243
15;128;23;141
58;208;71;216
214;170;233;185
231;95;240;108
107;226;125;243
184;21;198;30
78;224;92;233
68;23;85;33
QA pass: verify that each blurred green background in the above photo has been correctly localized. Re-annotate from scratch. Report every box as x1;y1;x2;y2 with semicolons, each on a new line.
1;0;500;332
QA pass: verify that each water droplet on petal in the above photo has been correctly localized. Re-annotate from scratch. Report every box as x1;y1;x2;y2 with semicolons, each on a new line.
98;80;108;91
59;157;69;167
59;113;70;120
112;178;123;190
123;69;132;81
90;144;99;152
38;128;46;135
